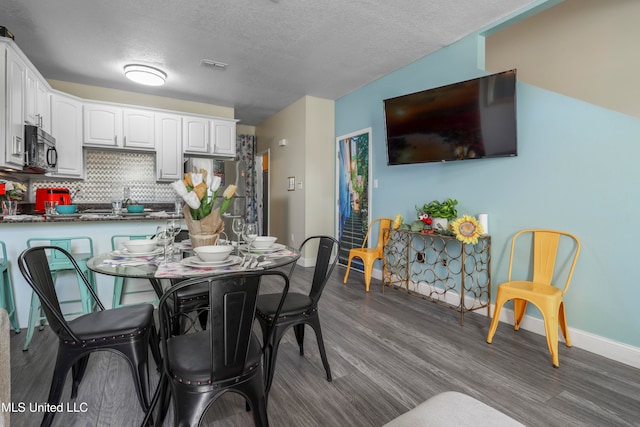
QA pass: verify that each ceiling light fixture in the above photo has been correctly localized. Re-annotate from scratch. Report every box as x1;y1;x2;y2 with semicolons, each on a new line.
124;64;167;86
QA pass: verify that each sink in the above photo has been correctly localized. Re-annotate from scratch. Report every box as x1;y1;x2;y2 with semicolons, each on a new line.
82;209;113;213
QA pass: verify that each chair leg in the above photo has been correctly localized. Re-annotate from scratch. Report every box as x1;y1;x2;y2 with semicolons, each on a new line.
171;383;218;427
23;292;45;351
71;355;91;399
541;308;560;368
264;327;286;395
43;351;75;427
237;371;269;427
558;301;572;347
486;293;508;344
513;299;528;330
1;270;21;333
294;324;305;356
112;277;125;308
363;259;374;292
343;255;356;284
308;315;332;382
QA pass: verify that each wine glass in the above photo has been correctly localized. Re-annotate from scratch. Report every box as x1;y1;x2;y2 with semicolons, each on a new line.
166;217;182;253
243;222;258;254
232;217;245;254
155;225;174;264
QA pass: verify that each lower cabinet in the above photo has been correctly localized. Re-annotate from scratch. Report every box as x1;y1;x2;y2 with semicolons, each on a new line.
50;92;84;178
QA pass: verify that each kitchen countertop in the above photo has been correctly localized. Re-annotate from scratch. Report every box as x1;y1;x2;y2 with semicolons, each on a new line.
0;211;182;224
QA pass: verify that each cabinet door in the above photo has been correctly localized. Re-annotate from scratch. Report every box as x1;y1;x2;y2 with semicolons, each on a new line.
123;108;155;150
83;103;122;147
25;69;50;131
156;113;182;181
182;116;209;154
50;93;84;178
211;119;236;157
5;48;26;167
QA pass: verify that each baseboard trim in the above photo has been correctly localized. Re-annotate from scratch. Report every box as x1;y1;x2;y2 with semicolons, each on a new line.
371;268;640;369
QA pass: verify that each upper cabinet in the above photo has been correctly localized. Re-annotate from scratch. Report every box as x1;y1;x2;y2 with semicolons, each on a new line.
3;46;26;168
211;118;236;157
183;115;237;158
83;103;155;150
183;116;210;154
50;92;84;178
25;68;50;132
156;113;182;181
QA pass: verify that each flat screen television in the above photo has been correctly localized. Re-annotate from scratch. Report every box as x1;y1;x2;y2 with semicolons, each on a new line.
384;69;517;165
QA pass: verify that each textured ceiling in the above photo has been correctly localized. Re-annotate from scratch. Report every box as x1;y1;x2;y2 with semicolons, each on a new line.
2;0;535;125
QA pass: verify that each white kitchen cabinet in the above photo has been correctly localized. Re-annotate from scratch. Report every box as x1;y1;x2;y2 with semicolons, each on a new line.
4;47;26;168
182;115;209;154
123;108;155;150
155;113;183;181
211;118;236;157
49;92;84;178
183;116;236;157
83;104;155;150
83;103;122;148
25;68;50;132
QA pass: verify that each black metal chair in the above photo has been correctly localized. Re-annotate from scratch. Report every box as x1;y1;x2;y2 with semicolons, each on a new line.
18;246;161;427
256;235;340;395
143;270;289;427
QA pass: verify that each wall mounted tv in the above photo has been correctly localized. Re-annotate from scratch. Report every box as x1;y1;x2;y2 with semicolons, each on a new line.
384;69;517;165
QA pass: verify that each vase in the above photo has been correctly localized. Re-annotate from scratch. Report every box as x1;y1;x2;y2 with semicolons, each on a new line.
1;200;17;215
183;205;225;248
431;217;448;231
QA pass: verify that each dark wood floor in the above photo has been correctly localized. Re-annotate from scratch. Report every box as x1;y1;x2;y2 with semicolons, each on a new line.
9;265;640;426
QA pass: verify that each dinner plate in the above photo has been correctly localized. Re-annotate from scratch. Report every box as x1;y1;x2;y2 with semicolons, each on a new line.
240;243;286;253
112;247;163;257
182;255;243;268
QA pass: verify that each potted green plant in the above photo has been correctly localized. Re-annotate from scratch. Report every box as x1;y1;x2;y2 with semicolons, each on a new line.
417;198;459;231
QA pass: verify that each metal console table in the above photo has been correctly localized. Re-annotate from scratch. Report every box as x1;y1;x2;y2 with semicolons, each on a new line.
382;229;491;325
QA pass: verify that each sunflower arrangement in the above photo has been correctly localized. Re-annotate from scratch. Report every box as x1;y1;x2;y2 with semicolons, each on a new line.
450;215;484;244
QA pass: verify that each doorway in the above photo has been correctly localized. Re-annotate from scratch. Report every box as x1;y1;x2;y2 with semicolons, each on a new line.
255;149;270;235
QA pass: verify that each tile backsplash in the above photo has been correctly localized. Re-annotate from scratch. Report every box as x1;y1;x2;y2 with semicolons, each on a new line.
31;150;178;203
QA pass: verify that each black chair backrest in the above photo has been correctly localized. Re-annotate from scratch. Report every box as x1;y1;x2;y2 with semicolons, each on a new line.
18;246;104;340
159;270;289;378
293;236;340;304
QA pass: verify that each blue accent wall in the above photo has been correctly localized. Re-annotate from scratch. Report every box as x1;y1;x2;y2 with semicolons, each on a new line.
336;33;640;348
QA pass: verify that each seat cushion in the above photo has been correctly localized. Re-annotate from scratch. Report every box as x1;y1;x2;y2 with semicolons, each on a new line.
166;331;262;385
63;303;155;342
256;292;313;318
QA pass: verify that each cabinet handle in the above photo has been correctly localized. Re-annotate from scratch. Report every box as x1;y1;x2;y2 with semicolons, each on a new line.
124;136;127;145
114;135;117;145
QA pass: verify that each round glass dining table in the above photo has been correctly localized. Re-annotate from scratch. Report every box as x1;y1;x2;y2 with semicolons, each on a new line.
87;245;301;298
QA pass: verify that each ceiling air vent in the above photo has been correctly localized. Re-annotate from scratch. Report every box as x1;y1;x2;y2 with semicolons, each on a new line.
200;59;228;71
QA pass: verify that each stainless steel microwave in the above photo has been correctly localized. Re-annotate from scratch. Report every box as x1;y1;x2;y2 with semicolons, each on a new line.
24;125;57;174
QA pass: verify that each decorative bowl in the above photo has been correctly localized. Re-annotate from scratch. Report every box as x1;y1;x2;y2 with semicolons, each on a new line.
122;239;157;253
194;245;234;262
252;236;277;249
55;204;77;214
126;205;145;213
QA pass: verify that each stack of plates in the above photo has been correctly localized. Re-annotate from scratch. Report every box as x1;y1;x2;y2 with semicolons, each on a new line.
240;243;286;253
182;255;243;268
112;248;163;257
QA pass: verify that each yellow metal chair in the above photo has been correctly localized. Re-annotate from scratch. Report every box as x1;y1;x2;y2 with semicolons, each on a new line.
486;229;581;367
111;234;157;308
343;218;392;292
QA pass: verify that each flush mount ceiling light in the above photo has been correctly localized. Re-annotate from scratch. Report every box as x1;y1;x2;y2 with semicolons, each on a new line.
124;64;167;86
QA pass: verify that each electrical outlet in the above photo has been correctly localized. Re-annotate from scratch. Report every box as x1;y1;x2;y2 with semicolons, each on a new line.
291;233;295;242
